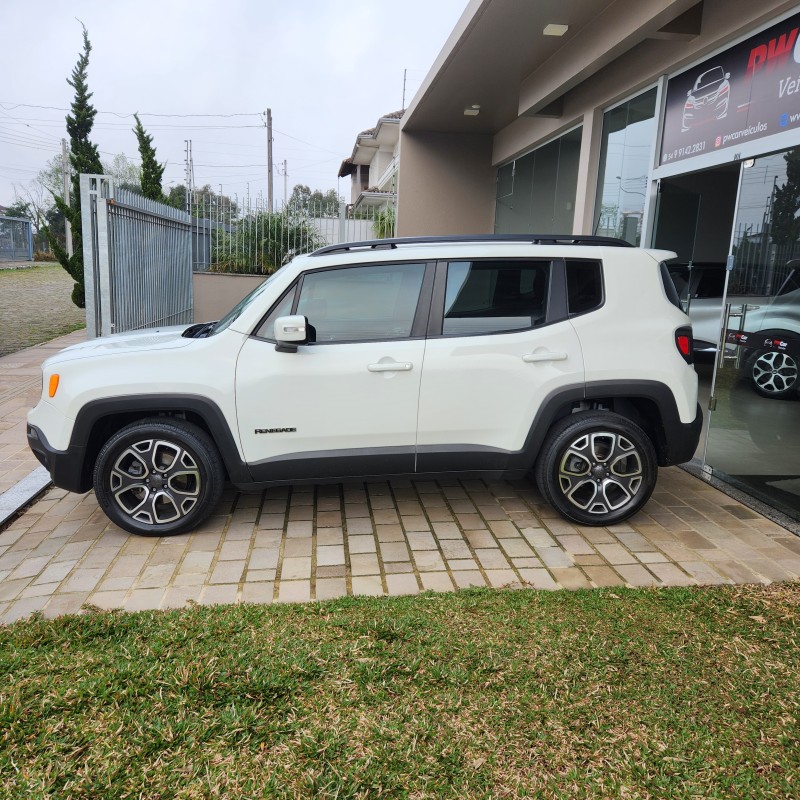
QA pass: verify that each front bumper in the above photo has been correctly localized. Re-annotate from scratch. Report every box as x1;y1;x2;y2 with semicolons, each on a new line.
27;424;91;494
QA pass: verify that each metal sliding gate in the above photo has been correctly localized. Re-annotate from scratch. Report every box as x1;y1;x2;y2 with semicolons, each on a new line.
80;174;192;338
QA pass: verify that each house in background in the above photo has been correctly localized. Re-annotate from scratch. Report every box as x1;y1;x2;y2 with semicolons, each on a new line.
338;110;403;211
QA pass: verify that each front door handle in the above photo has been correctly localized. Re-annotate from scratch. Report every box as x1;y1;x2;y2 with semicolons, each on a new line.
368;362;413;372
522;351;568;363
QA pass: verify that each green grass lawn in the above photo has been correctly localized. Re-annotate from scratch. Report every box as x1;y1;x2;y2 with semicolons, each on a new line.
1;584;798;799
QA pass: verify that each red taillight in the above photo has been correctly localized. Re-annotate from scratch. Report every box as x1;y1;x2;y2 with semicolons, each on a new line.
675;327;694;364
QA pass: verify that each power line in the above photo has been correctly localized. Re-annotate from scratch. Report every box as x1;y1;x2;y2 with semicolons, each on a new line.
0;101;263;119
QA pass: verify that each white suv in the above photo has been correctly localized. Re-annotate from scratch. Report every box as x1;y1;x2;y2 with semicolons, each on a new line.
27;235;702;536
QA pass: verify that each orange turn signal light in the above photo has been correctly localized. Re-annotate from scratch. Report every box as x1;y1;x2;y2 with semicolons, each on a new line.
48;374;60;398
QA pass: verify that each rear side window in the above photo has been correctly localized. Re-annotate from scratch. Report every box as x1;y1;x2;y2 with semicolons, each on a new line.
566;259;603;315
660;262;682;309
442;260;549;335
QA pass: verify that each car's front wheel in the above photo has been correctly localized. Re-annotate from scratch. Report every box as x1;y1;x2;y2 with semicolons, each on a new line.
535;412;657;526
94;418;225;536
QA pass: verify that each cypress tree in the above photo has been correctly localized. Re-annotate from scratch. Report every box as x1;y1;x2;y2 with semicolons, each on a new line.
43;24;104;308
133;113;165;201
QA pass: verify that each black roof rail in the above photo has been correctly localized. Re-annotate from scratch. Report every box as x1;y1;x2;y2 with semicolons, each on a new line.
310;234;634;256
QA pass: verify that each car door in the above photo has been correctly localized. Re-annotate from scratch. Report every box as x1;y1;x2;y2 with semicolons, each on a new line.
416;257;585;473
235;260;433;481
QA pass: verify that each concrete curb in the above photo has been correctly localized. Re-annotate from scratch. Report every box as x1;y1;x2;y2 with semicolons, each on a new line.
0;466;52;528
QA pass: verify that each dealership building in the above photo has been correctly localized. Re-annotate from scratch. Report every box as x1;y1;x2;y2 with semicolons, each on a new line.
397;0;800;523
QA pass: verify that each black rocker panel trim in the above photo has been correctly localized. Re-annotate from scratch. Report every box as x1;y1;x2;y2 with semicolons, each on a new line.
247;446;415;483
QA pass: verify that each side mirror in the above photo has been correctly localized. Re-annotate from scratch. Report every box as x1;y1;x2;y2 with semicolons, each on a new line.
274;315;315;352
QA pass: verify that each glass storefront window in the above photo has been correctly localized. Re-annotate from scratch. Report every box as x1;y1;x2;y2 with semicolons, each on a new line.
705;147;800;521
495;127;581;234
594;88;657;245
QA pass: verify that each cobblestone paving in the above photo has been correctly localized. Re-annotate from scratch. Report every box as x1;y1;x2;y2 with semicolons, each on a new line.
0;263;85;357
1;466;799;624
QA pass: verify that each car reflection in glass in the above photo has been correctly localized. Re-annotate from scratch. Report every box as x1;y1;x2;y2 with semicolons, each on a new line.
669;260;800;399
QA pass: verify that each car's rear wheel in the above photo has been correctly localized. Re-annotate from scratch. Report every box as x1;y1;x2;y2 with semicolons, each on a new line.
535;412;657;526
94;418;224;536
747;349;800;399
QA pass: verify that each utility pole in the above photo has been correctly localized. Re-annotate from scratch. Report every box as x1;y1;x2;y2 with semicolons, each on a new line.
402;68;407;110
62;138;73;257
266;108;274;212
184;140;192;213
278;159;288;207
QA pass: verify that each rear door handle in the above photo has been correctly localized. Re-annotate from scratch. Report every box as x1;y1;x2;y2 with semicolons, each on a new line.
522;352;568;363
368;362;413;372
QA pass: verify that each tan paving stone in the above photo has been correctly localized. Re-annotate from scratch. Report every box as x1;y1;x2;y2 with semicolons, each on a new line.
43;592;90;618
452;570;486;588
137;564;177;589
517;568;559;590
59;567;105;595
485;569;518;588
201;584;240;606
385;573;420;595
317;529;344;546
280;557;311;581
375;524;404;543
439;539;472;560
350;553;380;576
475;548;511;570
352;575;385;596
678;561;731;585
406;532;437;551
549;567;592;590
348;535;377;554
412;551;446;572
3;595;49;624
535;547;575;569
317;545;346;567
614;564;659;587
276;580;310;603
286;521;313;537
646;562;696;586
283;538;312;558
419;572;454;592
241;582;275;605
380;541;410;562
316;565;346;579
520;527;557;548
595;543;638;565
86;590;129;610
315;577;347;600
464;530;496;548
8;554;51;581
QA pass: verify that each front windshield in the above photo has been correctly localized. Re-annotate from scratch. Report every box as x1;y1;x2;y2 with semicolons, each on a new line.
209;268;284;335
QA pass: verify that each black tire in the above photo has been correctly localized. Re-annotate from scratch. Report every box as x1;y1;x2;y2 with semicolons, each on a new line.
746;349;800;400
93;418;225;536
534;411;657;526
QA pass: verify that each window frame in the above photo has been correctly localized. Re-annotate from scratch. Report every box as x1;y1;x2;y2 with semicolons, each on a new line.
427;258;570;338
565;258;606;318
250;260;436;345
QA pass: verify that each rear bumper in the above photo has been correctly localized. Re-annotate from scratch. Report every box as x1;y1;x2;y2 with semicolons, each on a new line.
27;424;90;494
662;403;704;465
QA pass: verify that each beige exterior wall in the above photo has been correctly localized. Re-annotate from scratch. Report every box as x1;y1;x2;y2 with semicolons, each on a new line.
398;0;797;236
192;272;265;323
396;132;496;236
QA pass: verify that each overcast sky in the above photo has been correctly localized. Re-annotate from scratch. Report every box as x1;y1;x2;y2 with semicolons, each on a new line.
0;0;467;209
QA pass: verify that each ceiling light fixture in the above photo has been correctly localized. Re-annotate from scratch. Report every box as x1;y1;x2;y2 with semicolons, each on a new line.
543;23;569;36
464;104;480;116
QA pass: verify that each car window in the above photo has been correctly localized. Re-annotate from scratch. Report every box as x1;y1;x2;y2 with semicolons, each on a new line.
442;260;549;335
295;262;426;343
566;259;603;315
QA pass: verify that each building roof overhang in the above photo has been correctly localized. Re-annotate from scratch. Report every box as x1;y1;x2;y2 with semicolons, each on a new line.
401;0;707;136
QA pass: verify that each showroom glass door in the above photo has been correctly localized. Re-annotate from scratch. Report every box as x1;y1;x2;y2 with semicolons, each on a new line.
704;147;800;520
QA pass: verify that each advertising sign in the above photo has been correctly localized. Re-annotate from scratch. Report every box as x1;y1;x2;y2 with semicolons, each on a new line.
661;12;800;166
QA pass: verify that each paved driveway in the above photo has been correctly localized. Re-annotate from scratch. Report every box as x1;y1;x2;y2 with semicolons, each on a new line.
2;331;800;626
2;465;799;625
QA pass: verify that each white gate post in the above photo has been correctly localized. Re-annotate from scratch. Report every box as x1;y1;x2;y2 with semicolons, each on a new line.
80;174;115;338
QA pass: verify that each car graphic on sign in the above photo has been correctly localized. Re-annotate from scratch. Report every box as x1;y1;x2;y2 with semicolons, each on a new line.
682;66;731;132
